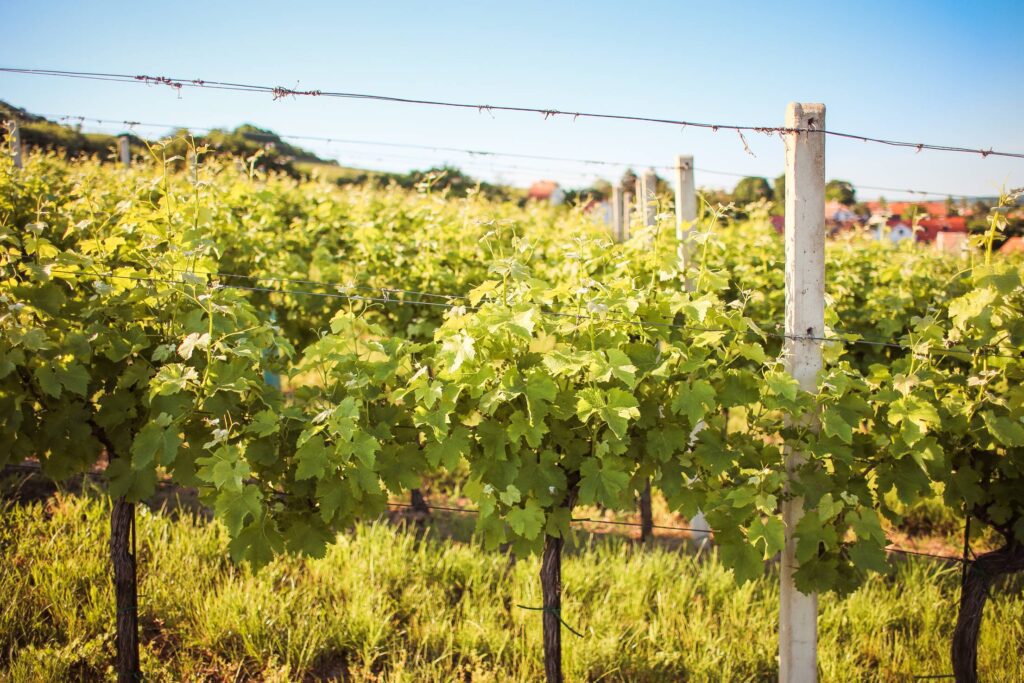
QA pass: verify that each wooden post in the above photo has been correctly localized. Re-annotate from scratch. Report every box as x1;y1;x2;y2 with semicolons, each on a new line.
8;120;23;169
612;185;624;243
779;102;825;683
118;136;131;167
674;155;696;268
641;169;657;227
541;534;564;683
111;496;141;683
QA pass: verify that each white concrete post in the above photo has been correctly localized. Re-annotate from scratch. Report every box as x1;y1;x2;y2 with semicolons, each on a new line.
674;155;696;268
8;120;23;169
612;185;624;243
118;136;131;167
622;190;633;241
641;169;657;227
779;102;825;683
634;175;644;225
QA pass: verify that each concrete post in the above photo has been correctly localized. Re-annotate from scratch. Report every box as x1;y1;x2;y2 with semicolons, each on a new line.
641;169;657;227
622;190;633;241
612;185;624;243
779;102;825;683
674;155;696;268
118;136;131;167
8;120;23;169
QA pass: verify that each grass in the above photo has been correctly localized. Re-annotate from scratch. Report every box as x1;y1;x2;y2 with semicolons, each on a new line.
1;490;1022;682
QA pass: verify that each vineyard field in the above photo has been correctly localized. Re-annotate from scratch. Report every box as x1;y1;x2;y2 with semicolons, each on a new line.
1;145;1022;681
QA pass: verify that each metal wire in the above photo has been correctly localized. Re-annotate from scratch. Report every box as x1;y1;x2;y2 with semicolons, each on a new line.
46;112;998;198
0;465;971;564
2;67;1022;159
46;267;1023;360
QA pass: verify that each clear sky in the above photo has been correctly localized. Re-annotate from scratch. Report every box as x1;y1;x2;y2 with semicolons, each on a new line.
1;0;1021;198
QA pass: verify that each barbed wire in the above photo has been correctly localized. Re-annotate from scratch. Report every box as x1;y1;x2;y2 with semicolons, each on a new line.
0;463;970;564
44;268;1024;362
2;67;1022;159
45;112;998;199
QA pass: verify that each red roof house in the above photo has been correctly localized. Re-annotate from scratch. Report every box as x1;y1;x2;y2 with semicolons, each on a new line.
527;180;565;205
917;216;967;243
1000;236;1024;254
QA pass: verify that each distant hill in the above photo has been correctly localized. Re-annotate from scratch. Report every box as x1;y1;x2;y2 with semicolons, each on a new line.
0;101;522;200
0;100;338;177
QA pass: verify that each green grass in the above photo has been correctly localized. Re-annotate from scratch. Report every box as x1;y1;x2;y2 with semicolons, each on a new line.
1;492;1022;682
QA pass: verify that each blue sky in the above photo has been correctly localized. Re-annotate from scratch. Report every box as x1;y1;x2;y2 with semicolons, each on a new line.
1;0;1021;198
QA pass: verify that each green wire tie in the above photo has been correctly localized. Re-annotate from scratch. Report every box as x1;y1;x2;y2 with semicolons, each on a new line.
516;604;585;638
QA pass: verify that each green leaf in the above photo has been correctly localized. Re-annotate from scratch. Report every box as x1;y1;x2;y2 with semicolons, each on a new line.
35;366;62;398
748;517;785;558
848;540;889;574
441;332;475;372
151;364;198;397
350;432;380;469
216;485;263;536
56;362;90;396
719;539;763;584
671;379;715;427
506;501;545;540
425;426;470;470
765;371;799;401
295;434;331;480
499;484;522;506
284;519;332;558
196;445;250;491
317;477;352;524
821;407;854;445
981;411;1024;447
177;332;210;360
131;417;181;468
577;457;630;507
887;396;940;447
228;515;284;568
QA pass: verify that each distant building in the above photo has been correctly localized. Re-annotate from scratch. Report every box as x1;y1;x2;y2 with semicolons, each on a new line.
871;216;914;244
934;230;969;254
914;216;966;242
1000;236;1024;254
865;200;954;218
527;180;565;205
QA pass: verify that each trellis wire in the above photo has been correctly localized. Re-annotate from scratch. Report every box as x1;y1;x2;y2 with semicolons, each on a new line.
45;112;1000;199
2;67;1022;159
44;267;1023;360
0;463;969;564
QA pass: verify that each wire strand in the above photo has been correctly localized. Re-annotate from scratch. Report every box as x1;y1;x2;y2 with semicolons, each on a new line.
42;112;1003;199
2;67;1022;159
42;267;1022;359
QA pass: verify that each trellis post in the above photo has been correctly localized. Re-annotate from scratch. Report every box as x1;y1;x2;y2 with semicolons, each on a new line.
118;136;131;167
780;101;825;683
8;120;23;169
612;185;624;243
641;169;657;227
622;190;633;241
674;155;696;269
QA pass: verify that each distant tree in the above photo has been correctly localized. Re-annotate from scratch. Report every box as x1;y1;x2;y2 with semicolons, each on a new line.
825;179;856;206
852;202;872;219
733;176;773;204
878;196;889;212
773;173;786;203
945;195;957;217
589;179;613;201
620;168;638;193
902;203;927;223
